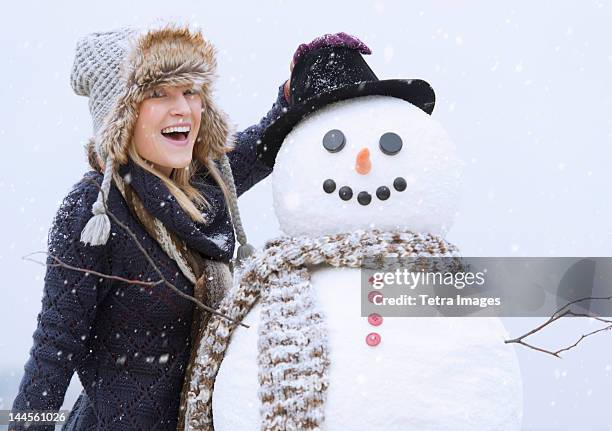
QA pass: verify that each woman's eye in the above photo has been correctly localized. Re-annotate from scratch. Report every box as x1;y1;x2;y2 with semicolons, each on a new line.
379;132;403;155
149;89;165;98
322;129;346;153
184;88;199;96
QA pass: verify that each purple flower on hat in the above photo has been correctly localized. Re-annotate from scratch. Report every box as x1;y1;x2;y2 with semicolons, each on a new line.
292;32;372;65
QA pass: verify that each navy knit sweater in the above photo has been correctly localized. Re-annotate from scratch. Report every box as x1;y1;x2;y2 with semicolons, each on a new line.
10;86;288;430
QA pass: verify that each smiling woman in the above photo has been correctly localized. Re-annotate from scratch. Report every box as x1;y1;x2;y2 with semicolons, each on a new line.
129;83;213;223
9;24;289;431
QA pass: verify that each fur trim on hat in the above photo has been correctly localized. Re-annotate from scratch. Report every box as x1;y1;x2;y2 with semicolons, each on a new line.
85;138;103;173
96;25;231;166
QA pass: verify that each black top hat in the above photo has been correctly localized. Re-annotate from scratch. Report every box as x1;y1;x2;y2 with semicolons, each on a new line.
258;46;436;167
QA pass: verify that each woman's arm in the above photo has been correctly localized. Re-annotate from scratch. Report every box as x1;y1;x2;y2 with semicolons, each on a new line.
9;175;112;430
226;83;289;197
227;34;369;198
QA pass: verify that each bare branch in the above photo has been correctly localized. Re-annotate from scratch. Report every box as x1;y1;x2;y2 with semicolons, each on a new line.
554;324;612;356
504;339;562;359
551;294;612;318
505;296;612;358
24;251;163;288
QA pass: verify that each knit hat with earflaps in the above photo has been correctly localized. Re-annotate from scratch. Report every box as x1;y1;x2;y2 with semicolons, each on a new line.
70;24;254;260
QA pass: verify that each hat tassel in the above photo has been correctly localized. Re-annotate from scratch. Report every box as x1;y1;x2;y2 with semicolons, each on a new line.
219;155;255;264
81;155;114;246
80;201;111;245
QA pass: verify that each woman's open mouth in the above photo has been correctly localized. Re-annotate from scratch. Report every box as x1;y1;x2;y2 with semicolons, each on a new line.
161;124;191;146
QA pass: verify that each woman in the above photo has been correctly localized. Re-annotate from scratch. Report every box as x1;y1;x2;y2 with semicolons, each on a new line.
9;25;288;430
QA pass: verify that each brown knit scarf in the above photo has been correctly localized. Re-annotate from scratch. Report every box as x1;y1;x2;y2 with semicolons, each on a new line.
182;229;461;431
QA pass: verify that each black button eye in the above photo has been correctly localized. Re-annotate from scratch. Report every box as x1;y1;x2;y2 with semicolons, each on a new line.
379;132;403;155
322;129;346;153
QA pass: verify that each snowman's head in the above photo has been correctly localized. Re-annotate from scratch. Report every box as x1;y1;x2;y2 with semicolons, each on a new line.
271;95;463;237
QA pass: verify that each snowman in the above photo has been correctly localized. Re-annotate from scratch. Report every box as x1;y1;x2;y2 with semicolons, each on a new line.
182;42;523;431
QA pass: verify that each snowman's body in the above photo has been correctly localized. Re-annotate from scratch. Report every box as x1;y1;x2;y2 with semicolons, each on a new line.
213;96;523;430
214;267;522;430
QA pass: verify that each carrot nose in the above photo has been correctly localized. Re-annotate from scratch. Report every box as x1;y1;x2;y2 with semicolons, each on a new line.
356;148;371;175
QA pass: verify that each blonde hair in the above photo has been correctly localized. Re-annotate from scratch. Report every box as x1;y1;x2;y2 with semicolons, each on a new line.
126;141;233;224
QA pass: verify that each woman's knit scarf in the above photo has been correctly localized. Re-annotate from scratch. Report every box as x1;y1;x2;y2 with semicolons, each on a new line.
181;229;461;431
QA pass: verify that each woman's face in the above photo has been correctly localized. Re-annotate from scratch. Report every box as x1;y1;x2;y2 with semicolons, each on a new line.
133;84;202;176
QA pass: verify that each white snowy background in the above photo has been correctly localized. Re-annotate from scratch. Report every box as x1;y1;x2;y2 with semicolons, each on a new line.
1;1;611;430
